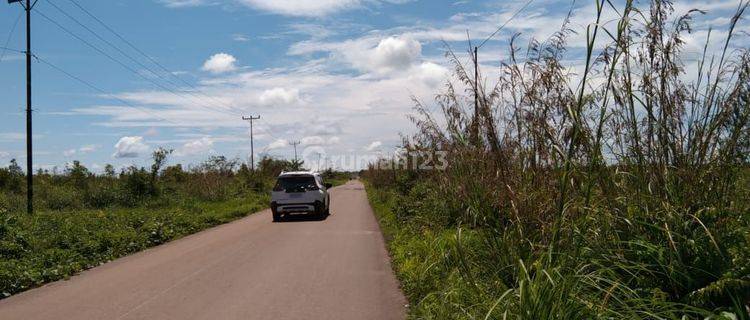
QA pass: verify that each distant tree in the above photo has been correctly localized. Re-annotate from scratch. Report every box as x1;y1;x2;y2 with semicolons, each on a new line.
104;164;116;177
150;148;173;192
201;156;238;175
8;159;22;176
0;159;24;192
66;160;90;190
163;164;186;183
287;159;305;171
257;156;291;177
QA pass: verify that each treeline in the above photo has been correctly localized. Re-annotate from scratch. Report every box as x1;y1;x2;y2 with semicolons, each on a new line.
364;0;749;318
0;149;338;214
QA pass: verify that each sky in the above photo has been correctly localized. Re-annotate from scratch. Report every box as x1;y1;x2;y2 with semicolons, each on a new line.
0;0;746;172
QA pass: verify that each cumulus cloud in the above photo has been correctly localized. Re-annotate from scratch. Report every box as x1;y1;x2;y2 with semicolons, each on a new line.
259;87;301;106
176;137;214;156
113;136;149;158
369;36;422;73
266;138;289;150
202;53;238;74
409;62;450;88
292;35;423;75
364;141;382;151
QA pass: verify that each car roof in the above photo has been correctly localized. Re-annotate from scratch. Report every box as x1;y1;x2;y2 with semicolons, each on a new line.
278;171;319;177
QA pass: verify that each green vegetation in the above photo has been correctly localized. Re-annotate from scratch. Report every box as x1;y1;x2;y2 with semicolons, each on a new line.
365;1;750;318
0;151;315;298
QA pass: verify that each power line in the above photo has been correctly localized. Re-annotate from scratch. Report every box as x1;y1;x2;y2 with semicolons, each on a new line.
35;54;191;128
63;0;246;116
34;8;241;119
0;46;24;54
259;118;283;140
0;11;23;62
22;1;287;162
48;0;246;116
45;0;186;92
477;0;535;49
41;0;285;146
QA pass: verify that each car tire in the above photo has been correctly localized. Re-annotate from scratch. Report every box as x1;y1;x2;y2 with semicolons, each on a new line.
314;202;325;219
272;210;281;222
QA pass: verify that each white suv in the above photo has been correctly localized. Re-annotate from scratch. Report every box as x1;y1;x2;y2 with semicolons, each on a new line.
270;171;331;222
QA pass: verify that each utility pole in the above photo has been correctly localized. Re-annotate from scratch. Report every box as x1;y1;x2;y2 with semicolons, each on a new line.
242;115;260;171
9;0;37;214
290;141;301;163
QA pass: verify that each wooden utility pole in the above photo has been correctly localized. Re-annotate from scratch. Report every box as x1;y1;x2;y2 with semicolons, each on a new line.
242;115;260;171
290;140;301;163
9;0;37;214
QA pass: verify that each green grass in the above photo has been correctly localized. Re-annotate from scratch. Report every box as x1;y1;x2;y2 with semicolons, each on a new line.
366;180;750;319
0;192;268;298
366;183;481;319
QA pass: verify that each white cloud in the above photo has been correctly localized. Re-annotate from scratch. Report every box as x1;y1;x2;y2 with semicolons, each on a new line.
79;145;98;153
63;149;77;157
158;0;211;8
202;53;238;74
301;135;341;146
236;0;361;17
232;34;250;42
63;145;98;157
176;137;214;156
259;87;301;106
370;36;422;73
0;151;11;159
291;35;423;75
364;141;382;151
113;136;150;158
266;138;289;150
159;0;413;17
410;62;449;88
144;127;159;137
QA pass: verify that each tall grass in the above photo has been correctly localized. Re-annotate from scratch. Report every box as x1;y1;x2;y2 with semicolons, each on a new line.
365;0;749;318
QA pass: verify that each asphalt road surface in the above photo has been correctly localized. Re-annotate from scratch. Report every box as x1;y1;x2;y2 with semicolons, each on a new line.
0;180;406;320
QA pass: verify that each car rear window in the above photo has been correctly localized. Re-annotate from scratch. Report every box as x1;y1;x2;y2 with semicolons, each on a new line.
273;176;319;192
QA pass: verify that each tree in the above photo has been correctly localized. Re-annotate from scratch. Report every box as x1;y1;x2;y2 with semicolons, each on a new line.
151;148;173;179
288;159;305;171
66;160;90;190
150;148;173;192
8;159;22;176
104;164;115;177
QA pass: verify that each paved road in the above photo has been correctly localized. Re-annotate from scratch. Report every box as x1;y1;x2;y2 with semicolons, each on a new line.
0;181;406;320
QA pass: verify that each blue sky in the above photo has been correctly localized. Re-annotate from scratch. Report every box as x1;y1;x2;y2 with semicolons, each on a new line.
0;0;746;172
